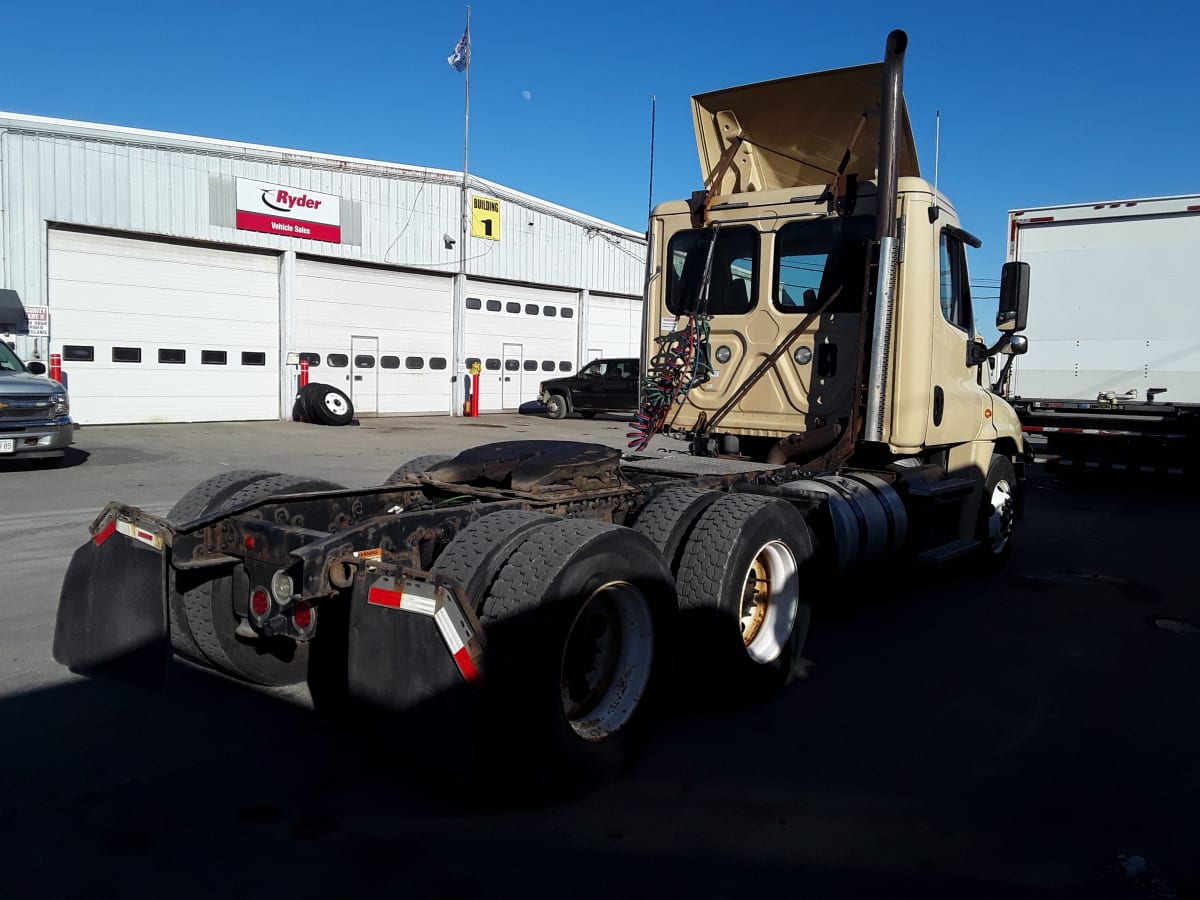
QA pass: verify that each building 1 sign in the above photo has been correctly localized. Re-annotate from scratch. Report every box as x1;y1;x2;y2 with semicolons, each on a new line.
471;195;501;241
235;178;341;243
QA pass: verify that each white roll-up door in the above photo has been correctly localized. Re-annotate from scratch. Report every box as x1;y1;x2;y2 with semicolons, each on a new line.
294;259;454;415
586;294;642;362
48;229;281;425
464;282;579;411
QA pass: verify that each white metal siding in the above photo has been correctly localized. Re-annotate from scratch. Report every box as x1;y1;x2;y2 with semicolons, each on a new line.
1011;211;1200;402
48;229;280;424
464;281;578;410
294;258;454;415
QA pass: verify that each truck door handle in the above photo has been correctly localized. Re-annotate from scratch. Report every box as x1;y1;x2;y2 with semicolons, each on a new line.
354;375;363;381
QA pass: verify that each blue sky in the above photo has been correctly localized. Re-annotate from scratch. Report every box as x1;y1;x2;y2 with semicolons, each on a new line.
5;0;1200;315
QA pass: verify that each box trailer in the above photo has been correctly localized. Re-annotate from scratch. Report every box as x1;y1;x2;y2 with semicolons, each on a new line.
1004;195;1200;474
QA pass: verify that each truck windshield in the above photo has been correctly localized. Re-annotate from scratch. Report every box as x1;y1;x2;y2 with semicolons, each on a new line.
665;225;758;316
0;342;26;373
775;215;874;314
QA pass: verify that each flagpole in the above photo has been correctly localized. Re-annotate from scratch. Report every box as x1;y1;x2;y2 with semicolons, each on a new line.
459;5;471;278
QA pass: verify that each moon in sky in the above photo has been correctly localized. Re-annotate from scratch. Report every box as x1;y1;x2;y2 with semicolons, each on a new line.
521;90;532;101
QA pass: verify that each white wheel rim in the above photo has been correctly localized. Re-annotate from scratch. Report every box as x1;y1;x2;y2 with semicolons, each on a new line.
987;479;1014;554
324;394;348;415
739;540;799;664
560;581;654;742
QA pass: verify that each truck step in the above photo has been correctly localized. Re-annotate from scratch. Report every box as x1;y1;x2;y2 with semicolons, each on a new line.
905;477;975;499
915;538;981;564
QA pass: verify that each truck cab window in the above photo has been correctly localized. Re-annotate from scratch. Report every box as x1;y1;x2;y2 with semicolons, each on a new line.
939;231;974;332
775;215;873;313
665;225;757;316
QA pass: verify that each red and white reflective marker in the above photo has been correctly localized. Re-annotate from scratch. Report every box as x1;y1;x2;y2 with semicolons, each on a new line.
366;574;482;682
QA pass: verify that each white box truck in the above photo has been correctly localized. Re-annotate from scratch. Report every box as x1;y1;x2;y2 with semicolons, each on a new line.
1004;195;1200;475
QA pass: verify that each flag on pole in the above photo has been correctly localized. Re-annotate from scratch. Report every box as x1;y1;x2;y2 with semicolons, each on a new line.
447;29;469;72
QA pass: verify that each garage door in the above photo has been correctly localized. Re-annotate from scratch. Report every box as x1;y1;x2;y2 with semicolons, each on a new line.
464;281;579;411
48;230;281;425
585;294;642;362
295;259;454;415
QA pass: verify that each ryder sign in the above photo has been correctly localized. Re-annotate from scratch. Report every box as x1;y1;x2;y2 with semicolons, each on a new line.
236;178;341;243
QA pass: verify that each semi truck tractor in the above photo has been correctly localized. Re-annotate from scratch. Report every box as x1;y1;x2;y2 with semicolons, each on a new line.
1004;195;1200;476
53;31;1032;787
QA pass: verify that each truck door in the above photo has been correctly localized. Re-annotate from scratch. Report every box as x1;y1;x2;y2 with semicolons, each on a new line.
350;335;379;416
926;229;993;445
501;342;522;409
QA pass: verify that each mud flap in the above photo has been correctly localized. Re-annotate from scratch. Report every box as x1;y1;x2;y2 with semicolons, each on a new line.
345;576;473;717
52;537;170;688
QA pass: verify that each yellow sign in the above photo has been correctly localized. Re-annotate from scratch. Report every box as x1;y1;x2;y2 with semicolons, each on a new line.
471;195;501;240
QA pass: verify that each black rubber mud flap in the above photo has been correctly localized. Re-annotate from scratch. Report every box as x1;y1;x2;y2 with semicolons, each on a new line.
52;537;170;688
345;576;474;718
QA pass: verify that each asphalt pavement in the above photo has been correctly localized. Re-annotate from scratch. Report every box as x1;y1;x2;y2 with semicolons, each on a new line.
1;414;1196;899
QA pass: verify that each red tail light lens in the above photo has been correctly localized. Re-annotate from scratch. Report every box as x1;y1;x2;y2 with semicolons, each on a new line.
292;601;313;632
250;589;270;619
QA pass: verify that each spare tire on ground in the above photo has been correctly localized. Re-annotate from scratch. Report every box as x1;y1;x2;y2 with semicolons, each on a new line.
294;383;354;426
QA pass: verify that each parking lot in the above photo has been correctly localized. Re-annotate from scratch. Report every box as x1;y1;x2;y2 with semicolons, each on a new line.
2;414;1197;898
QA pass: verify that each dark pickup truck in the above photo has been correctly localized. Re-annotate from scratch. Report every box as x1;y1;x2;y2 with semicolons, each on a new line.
539;357;639;419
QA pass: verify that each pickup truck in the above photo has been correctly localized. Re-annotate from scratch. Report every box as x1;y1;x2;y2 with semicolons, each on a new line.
539;357;639;419
0;343;74;467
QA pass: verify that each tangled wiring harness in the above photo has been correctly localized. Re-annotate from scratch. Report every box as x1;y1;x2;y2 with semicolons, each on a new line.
627;227;719;452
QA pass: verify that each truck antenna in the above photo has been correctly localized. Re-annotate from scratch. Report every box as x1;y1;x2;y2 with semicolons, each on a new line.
934;109;941;193
647;95;657;224
928;110;942;223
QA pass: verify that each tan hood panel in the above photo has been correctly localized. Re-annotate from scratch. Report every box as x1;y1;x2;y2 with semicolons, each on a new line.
691;62;919;194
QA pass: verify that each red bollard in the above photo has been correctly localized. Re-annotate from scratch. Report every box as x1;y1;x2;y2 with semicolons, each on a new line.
470;371;480;417
49;353;63;384
299;358;309;387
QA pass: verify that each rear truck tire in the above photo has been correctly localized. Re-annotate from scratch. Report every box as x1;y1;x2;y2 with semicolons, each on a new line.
430;509;561;610
976;453;1018;570
308;383;354;426
384;453;453;485
171;472;346;685
544;393;568;420
166;469;279;666
631;485;723;573
477;519;677;791
674;493;814;700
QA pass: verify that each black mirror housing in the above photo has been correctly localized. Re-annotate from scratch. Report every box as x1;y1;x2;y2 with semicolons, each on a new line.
996;261;1030;333
27;360;47;375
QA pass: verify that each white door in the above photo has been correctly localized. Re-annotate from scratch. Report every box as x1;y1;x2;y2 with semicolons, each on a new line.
48;229;280;425
463;282;579;412
502;343;523;409
350;335;379;415
587;347;604;361
585;294;642;360
295;258;454;415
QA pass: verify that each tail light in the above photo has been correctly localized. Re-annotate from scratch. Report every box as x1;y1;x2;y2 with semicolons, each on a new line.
291;601;316;638
249;588;271;622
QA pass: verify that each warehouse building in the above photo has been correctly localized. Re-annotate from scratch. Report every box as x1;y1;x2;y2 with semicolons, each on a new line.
0;112;648;425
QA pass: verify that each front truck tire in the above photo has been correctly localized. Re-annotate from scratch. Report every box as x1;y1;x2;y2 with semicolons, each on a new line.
674;493;814;699
168;471;346;685
976;453;1018;570
544;393;568;420
475;519;677;791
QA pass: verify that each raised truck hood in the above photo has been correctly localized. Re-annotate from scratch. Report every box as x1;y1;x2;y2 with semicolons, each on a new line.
691;62;919;195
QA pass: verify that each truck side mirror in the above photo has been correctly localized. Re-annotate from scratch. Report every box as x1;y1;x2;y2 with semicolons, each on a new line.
1004;334;1029;356
996;261;1030;333
27;360;46;375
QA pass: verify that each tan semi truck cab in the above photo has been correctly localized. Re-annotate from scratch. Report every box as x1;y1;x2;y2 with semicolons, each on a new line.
636;32;1031;495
